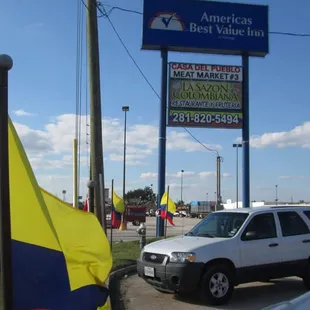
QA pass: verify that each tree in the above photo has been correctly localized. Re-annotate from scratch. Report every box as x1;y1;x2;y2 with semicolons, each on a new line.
125;186;156;204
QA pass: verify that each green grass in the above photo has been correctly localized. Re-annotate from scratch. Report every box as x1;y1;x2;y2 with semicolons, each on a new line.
111;237;163;271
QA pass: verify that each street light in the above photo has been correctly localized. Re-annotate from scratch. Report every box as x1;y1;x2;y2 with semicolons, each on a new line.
62;189;67;202
206;192;209;202
180;169;184;204
233;143;242;208
121;106;129;230
275;185;278;206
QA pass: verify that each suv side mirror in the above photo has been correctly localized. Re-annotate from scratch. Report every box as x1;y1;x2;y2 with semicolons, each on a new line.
244;231;258;241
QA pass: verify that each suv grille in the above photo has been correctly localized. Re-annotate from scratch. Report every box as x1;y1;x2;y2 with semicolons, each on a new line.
143;252;167;264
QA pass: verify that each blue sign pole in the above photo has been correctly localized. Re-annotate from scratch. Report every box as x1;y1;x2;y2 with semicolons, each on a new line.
242;54;250;208
156;49;168;237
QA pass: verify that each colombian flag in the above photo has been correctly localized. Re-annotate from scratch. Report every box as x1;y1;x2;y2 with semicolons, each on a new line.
160;192;176;226
111;190;124;228
9;118;112;310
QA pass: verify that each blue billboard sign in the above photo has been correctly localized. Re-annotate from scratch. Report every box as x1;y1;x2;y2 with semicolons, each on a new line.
142;0;269;57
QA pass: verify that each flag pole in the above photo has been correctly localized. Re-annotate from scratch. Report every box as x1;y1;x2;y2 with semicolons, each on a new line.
99;173;107;235
0;54;13;310
110;179;114;250
165;186;169;239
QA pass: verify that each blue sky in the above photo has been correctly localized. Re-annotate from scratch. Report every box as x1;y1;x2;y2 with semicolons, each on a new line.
2;0;310;203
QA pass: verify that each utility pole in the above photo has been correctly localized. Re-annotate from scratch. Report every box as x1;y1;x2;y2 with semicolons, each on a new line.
86;0;106;230
216;156;222;211
233;143;242;208
180;169;184;204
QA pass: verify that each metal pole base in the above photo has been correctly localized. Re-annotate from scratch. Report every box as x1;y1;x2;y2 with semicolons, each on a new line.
119;222;127;231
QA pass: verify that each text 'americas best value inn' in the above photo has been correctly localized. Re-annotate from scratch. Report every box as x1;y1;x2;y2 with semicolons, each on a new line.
190;13;266;37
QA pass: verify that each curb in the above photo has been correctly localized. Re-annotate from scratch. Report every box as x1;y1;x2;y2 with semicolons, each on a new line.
108;264;137;310
109;264;137;283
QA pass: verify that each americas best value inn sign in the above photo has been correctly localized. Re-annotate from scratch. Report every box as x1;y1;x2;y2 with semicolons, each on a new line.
142;0;269;57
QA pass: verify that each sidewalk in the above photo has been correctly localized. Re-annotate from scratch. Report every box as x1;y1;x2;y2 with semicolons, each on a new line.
120;274;306;310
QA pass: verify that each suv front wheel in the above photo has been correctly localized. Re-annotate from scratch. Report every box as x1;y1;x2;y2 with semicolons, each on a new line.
200;264;234;306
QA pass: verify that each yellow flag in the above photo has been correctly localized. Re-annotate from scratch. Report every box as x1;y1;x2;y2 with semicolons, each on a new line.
9;117;112;309
113;190;125;213
99;300;111;310
41;189;112;291
160;191;177;214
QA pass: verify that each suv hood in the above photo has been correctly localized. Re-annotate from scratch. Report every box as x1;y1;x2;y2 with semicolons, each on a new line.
144;235;225;255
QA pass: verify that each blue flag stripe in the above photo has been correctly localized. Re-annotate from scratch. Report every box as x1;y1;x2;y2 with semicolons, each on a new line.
12;240;109;310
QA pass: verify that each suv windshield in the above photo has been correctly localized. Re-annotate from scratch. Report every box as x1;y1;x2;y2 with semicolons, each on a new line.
186;212;249;238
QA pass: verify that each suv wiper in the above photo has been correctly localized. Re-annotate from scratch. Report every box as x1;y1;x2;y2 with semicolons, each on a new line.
196;232;215;238
185;231;195;236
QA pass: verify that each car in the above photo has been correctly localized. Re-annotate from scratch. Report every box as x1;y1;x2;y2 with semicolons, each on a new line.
262;291;310;309
137;206;310;306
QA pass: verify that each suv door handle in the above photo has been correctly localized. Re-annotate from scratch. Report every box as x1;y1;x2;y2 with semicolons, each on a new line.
303;239;310;243
269;243;278;247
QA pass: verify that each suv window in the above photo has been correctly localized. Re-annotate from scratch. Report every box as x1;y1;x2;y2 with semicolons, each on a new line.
303;211;310;220
241;213;277;241
278;211;310;237
187;212;248;238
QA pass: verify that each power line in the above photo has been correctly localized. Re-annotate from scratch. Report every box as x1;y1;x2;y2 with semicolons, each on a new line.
97;5;159;100
97;4;220;156
81;0;105;17
183;127;219;156
102;5;310;37
80;0;88;10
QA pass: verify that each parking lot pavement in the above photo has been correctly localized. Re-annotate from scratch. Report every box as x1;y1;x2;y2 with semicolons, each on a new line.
108;217;199;242
120;274;307;310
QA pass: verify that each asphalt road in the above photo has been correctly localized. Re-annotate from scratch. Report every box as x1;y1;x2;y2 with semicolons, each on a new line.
109;217;199;242
121;274;307;310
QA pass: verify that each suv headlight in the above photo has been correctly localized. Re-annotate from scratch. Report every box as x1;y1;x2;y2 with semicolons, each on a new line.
170;252;195;263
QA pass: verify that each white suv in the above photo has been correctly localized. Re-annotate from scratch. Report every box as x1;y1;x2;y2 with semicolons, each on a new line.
137;206;310;305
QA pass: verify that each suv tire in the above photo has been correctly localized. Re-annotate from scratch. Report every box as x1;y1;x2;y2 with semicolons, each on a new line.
200;264;234;306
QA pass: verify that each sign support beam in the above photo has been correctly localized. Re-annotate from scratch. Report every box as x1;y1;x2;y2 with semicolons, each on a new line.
0;54;14;310
156;49;168;237
242;54;250;208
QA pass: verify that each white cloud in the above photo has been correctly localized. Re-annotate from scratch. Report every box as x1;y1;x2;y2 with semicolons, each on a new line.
279;176;306;180
109;153;147;166
140;171;196;180
168;183;199;189
140;172;158;179
199;171;232;179
13;114;222;169
199;171;216;178
167;171;196;178
13;109;37;116
237;122;310;149
166;131;221;152
29;155;89;171
36;174;89;202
